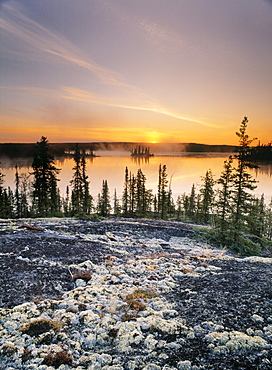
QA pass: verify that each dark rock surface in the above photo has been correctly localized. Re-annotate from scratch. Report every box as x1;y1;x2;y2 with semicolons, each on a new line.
0;218;271;369
0;218;194;308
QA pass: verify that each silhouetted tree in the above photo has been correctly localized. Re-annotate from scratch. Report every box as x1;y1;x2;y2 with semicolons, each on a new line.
14;165;29;218
97;180;111;216
81;154;93;214
182;193;190;219
70;144;83;215
188;183;196;219
63;186;70;216
20;173;31;217
231;117;258;247
0;165;5;217
199;169;215;224
70;144;92;216
32;136;60;216
167;173;175;217
128;172;137;216
113;189;121;216
136;169;147;216
0;186;14;218
14;165;20;218
145;189;154;214
158;164;168;219
176;195;183;219
122;167;129;217
215;157;234;241
153;194;158;213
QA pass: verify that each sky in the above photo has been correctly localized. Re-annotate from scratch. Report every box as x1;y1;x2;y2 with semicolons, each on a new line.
1;0;272;145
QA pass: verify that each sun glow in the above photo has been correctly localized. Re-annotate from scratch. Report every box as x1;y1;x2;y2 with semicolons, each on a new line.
146;131;161;144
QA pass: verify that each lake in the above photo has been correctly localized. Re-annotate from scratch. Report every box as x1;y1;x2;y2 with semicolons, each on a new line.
1;152;271;202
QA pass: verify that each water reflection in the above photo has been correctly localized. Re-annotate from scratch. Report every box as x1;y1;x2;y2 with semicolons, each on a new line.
253;163;272;178
1;154;271;201
0;157;33;169
130;157;150;165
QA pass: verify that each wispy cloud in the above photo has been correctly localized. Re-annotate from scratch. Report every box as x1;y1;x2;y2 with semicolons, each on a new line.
137;18;187;51
0;84;219;128
62;87;219;128
103;0;187;51
0;3;126;87
0;2;216;128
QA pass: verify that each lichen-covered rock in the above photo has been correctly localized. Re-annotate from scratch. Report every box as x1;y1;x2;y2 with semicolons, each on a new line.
0;218;271;369
177;360;192;370
115;321;144;353
205;331;269;354
142;364;161;370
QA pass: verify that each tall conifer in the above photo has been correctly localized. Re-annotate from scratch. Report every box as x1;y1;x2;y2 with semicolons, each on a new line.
231;117;258;246
32;136;60;216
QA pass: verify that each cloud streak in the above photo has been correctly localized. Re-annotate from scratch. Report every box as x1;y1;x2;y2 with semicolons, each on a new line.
0;84;219;128
0;3;127;87
0;2;216;129
61;87;219;128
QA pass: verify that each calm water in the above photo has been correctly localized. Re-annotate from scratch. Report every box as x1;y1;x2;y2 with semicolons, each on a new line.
1;152;271;202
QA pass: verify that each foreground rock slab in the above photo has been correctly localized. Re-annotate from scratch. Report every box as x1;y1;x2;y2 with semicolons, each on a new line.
0;218;271;369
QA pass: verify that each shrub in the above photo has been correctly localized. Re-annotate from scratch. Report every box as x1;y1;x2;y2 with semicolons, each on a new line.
42;351;72;368
125;288;158;312
126;299;146;311
125;289;158;301
235;237;261;256
19;319;62;336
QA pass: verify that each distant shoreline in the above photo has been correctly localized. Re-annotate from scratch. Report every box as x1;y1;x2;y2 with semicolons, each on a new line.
0;142;238;158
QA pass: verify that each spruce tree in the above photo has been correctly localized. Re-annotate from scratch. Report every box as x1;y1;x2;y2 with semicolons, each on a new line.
14;165;20;218
145;189;154;214
63;186;70;216
0;165;5;217
70;144;92;216
98;180;111;216
158;164;168;219
32;136;60;216
231;117;258;249
216;157;234;242
188;184;196;219
264;198;272;240
176;195;183;220
136;169;146;216
247;195;266;238
0;187;14;218
14;166;30;218
122;167;129;217
199;169;215;224
167;173;175;217
183;193;190;219
153;194;158;214
70;144;83;215
113;189;121;216
81;154;93;214
129;173;136;216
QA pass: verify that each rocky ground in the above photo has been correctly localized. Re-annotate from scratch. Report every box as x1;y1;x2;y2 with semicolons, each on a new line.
0;217;271;370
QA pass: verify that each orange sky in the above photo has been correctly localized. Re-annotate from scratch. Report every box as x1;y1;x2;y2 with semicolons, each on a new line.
1;1;272;145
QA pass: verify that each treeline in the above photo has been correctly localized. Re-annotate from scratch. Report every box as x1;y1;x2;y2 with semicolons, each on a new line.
0;118;271;255
0;142;239;159
245;142;272;161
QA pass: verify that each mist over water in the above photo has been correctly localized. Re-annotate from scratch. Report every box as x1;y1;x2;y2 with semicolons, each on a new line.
1;152;271;203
